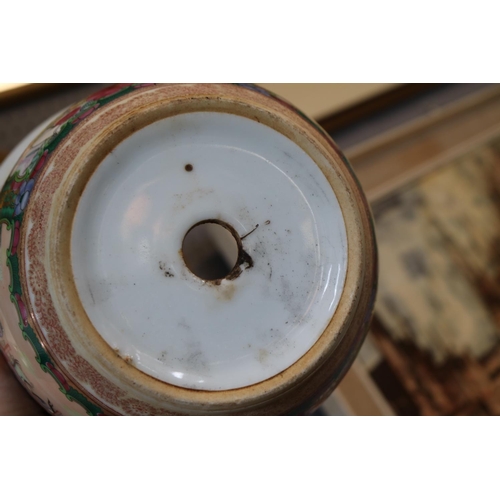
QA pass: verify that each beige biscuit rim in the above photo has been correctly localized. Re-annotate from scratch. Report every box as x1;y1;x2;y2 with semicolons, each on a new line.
23;84;375;414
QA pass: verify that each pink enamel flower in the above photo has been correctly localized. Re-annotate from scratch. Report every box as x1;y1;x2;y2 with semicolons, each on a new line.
14;293;29;326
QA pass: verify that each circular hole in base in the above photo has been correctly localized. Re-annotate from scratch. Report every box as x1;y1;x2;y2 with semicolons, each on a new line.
182;220;240;281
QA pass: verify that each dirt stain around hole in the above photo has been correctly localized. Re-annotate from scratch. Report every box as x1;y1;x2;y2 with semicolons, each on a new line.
159;261;175;278
181;218;254;286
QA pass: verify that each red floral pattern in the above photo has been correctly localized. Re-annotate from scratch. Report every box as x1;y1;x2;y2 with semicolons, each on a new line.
14;293;29;326
11;221;20;255
86;84;131;101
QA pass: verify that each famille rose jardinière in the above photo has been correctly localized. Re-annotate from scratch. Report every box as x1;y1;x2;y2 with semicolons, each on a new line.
0;84;377;415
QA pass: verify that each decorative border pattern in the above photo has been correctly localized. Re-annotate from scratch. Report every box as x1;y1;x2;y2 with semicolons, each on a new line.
0;84;155;415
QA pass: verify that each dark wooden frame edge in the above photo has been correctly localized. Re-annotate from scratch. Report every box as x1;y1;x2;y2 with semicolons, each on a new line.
318;83;447;135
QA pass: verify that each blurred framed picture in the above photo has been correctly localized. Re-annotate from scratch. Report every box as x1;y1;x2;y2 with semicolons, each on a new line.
325;84;500;415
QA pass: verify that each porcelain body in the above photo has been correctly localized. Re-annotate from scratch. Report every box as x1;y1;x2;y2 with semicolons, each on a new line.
0;84;377;415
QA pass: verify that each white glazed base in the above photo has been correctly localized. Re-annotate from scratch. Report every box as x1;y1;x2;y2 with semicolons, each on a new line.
71;111;348;391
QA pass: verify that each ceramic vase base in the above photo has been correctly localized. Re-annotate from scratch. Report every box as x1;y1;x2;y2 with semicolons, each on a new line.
71;111;348;391
0;84;377;415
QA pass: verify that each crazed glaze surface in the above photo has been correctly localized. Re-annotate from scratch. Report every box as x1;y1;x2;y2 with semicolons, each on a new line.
0;84;376;415
71;111;347;390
